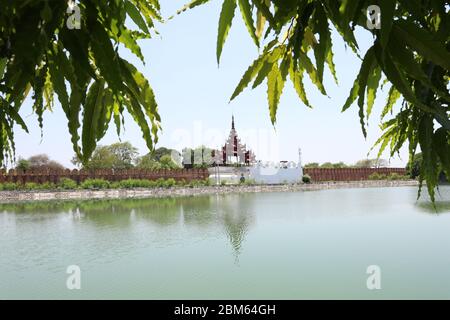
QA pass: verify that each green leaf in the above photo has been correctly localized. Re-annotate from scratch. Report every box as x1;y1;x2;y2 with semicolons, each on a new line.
418;115;437;202
7;104;28;133
0;58;6;79
394;20;450;70
123;96;155;151
381;85;401;119
176;0;211;15
97;89;114;140
297;50;327;95
267;63;284;124
252;0;275;28
313;3;330;83
217;0;237;65
342;77;359;112
379;0;396;48
289;56;312;108
255;11;266;40
433;127;450;179
238;0;259;47
366;66;382;120
326;38;338;84
90;20;123;92
120;59;160;136
374;42;434;114
230;52;267;101
252;60;274;89
125;0;150;34
118;27;146;63
357;46;376;137
82;79;105;160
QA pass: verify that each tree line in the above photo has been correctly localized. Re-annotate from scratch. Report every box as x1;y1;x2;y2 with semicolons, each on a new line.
12;143;218;171
304;159;390;169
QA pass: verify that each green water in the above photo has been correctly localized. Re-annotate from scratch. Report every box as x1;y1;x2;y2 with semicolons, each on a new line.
1;186;450;299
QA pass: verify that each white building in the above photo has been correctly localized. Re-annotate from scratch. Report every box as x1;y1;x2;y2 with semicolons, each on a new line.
249;149;304;184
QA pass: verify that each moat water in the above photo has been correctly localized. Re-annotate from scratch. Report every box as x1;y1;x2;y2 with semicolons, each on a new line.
1;186;449;299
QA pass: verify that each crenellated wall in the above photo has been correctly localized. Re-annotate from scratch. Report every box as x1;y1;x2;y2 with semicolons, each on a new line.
304;167;407;181
0;168;210;185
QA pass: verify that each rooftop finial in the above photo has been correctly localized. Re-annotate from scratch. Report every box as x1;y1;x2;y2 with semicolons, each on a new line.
232;115;235;130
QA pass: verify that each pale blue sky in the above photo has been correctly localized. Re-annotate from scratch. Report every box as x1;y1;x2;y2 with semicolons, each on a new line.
14;0;408;168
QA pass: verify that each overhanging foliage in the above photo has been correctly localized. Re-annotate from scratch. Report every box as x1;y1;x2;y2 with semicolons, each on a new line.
179;0;450;202
0;0;161;165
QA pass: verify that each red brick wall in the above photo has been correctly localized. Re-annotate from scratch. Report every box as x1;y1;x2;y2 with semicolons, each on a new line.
303;168;407;182
0;168;210;185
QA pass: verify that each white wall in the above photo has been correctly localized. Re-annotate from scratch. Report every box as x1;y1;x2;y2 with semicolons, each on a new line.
249;165;303;184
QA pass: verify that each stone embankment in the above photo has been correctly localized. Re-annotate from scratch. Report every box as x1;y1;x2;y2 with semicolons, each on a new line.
0;180;419;203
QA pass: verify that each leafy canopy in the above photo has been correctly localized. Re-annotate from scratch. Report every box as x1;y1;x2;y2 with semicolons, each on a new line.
179;0;450;201
0;0;161;165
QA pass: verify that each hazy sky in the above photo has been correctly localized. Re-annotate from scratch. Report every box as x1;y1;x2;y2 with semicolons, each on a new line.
14;0;408;168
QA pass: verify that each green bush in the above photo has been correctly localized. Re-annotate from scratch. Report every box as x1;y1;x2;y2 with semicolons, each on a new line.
0;178;217;191
387;173;409;181
80;179;110;189
118;179;153;189
39;182;56;190
110;181;121;189
154;178;166;188
23;182;39;190
368;173;380;180
186;179;202;188
220;180;227;186
58;178;78;190
1;182;19;190
368;173;387;180
163;178;176;188
302;174;311;184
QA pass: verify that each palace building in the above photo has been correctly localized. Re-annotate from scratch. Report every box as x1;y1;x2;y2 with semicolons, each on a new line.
212;116;256;166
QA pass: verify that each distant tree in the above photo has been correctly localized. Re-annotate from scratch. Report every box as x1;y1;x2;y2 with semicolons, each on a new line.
108;142;139;168
28;154;50;167
318;162;349;168
306;162;348;168
72;146;115;169
15;157;30;171
139;147;181;166
26;154;65;170
332;162;349;168
159;155;180;169
320;162;334;168
152;147;174;161
72;142;138;170
304;162;320;168
354;158;389;168
136;154;162;170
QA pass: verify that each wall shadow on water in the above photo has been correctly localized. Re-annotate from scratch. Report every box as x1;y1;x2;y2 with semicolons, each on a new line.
0;195;256;260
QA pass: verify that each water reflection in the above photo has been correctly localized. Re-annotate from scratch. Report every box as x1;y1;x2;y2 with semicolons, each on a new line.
414;185;450;214
416;201;450;214
0;195;255;259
